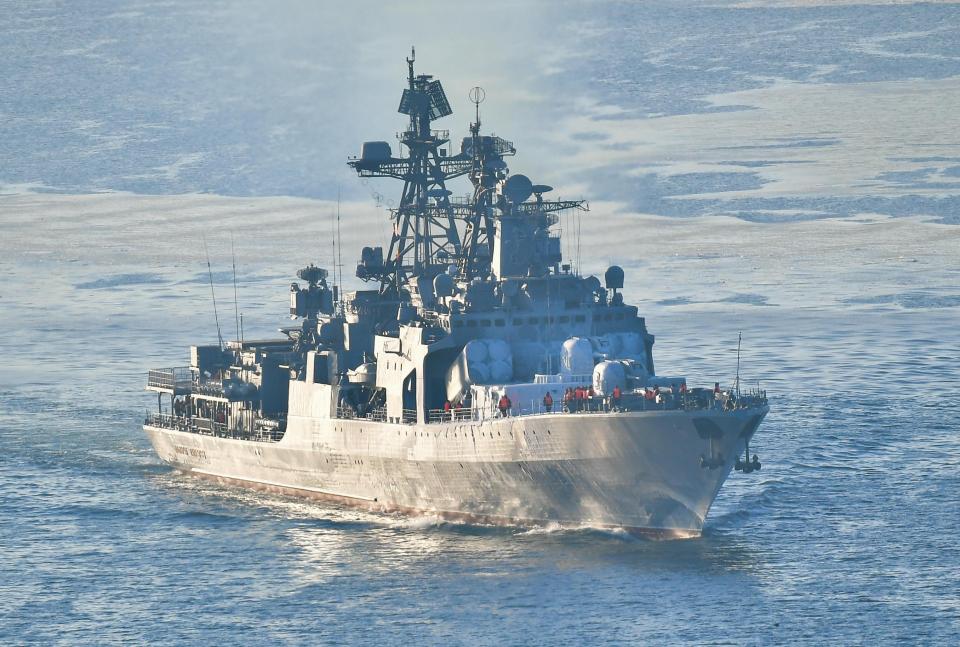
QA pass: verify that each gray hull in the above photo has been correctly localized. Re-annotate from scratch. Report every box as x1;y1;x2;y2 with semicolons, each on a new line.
144;406;766;538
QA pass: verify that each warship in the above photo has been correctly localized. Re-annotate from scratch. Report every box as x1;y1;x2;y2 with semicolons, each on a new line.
144;50;768;538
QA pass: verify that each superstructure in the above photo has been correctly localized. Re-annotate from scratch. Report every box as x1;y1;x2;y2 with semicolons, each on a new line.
144;51;768;538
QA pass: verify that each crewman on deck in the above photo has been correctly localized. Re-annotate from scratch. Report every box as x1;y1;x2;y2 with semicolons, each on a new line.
498;393;511;418
714;382;721;395
443;399;452;420
543;391;553;413
563;388;573;413
612;385;622;410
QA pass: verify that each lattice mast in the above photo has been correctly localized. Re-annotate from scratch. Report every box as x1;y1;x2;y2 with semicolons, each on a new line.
459;87;500;281
349;51;586;289
349;48;466;294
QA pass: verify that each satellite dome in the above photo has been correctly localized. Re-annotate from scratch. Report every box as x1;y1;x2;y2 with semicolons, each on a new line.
605;265;625;290
502;174;533;204
433;272;454;298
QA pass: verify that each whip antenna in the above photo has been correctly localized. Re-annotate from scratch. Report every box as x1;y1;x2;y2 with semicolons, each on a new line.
337;186;344;315
331;203;338;308
203;235;224;350
231;232;240;342
735;330;742;397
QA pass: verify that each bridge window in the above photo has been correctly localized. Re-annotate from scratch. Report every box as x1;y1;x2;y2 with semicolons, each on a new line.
574;314;586;323
494;319;505;327
481;319;491;327
467;320;477;328
558;315;570;323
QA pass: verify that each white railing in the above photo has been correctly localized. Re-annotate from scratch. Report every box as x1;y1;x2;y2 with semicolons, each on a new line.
147;367;193;392
533;373;592;385
145;413;285;442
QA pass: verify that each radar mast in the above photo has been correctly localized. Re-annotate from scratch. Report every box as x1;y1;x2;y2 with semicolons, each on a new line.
349;47;466;294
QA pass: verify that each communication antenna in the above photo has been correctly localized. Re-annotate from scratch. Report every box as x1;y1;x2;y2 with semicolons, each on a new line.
202;235;224;350
576;209;582;274
469;86;485;128
337;186;344;314
735;330;742;397
330;204;337;294
230;232;240;342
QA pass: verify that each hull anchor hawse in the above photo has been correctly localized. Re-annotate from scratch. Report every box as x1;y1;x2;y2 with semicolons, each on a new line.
144;50;769;538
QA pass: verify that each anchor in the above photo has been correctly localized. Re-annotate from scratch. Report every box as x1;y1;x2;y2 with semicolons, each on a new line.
734;438;762;474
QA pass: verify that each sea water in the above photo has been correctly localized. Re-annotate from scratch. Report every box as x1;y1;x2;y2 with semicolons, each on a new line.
2;1;959;644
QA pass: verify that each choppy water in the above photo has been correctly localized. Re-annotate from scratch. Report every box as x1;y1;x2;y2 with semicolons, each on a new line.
2;1;960;644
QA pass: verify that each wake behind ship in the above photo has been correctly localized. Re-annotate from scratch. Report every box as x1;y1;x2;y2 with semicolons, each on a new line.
144;50;769;538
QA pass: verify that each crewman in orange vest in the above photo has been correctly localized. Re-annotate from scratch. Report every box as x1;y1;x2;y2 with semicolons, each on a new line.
612;385;622;410
498;393;511;417
543;391;553;413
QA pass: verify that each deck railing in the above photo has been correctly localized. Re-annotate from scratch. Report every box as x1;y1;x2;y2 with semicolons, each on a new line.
145;413;286;442
427;408;475;424
146;367;193;392
368;389;767;424
533;373;592;384
322;389;768;427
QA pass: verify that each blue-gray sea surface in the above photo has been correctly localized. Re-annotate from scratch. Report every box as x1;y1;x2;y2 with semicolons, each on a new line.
2;1;960;645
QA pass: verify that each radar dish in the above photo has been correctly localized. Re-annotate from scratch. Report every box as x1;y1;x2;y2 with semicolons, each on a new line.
398;82;451;120
531;184;553;195
502;174;533;204
398;89;428;116
426;80;453;120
